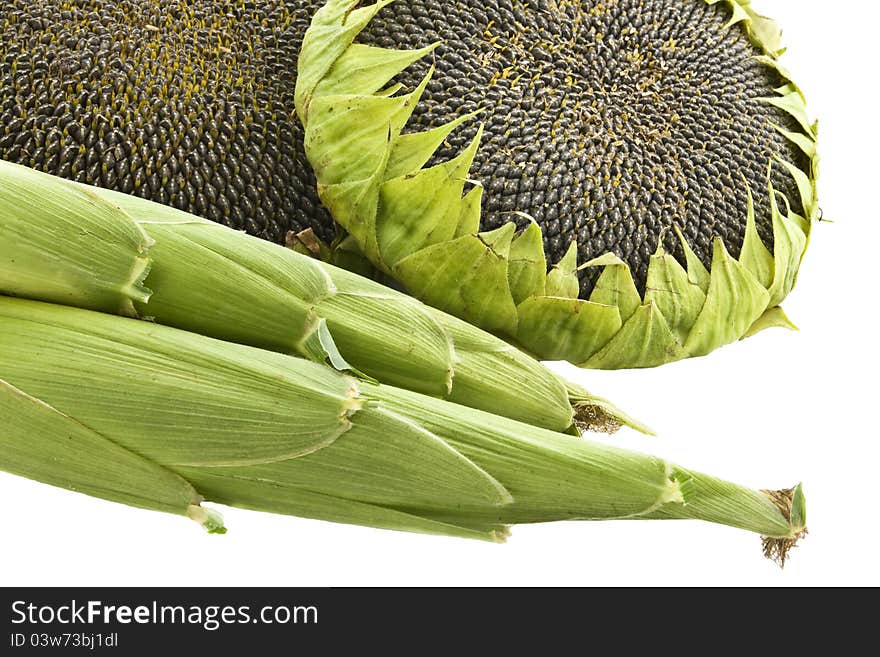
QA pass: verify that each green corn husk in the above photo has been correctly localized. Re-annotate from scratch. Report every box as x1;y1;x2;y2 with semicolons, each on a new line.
0;159;645;435
0;297;806;563
294;0;818;369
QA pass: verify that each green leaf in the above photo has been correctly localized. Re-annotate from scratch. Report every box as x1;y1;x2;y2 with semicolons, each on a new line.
305;93;405;186
684;239;770;357
294;0;395;120
773;124;818;161
314;42;439;98
586;253;641;323
517;297;621;364
790;484;807;531
439;311;575;431
317;289;456;398
386;112;478;181
376;130;481;266
507;223;547;304
394;226;519;335
737;186;774;289
378;384;684;523
644;249;707;344
208;403;512;509
744;306;798;338
454;184;484;238
319;176;385;267
645;465;793;539
136;223;331;355
761;91;815;136
585;303;688;369
776;156;817;224
297;315;356;372
545;242;580;299
766;183;809;307
675;228;711;292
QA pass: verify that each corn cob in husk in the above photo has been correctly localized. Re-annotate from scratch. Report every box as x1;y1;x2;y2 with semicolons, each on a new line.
0;297;805;562
0;158;644;435
294;0;818;369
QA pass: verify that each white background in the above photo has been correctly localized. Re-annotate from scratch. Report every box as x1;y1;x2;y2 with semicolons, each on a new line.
1;0;877;586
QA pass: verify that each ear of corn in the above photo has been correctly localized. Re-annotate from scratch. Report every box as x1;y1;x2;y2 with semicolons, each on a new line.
294;0;818;369
0;159;648;435
0;296;805;561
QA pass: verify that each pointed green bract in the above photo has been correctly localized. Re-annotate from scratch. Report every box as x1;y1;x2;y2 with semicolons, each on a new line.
767;181;810;308
738;186;775;289
0;297;807;554
677;229;712;293
314;42;439;98
393;225;520;335
710;0;784;56
587;253;642;324
644;248;707;344
545;242;581;299
517;297;621;364
586;303;688;369
294;0;818;369
386;113;479;181
745;306;798;338
0;159;644;435
508;222;547;304
684;239;771;357
377;131;482;265
294;0;396;122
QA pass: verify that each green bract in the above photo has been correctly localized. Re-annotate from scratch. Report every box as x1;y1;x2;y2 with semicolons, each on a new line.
0;297;806;562
294;0;818;368
0;159;644;434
